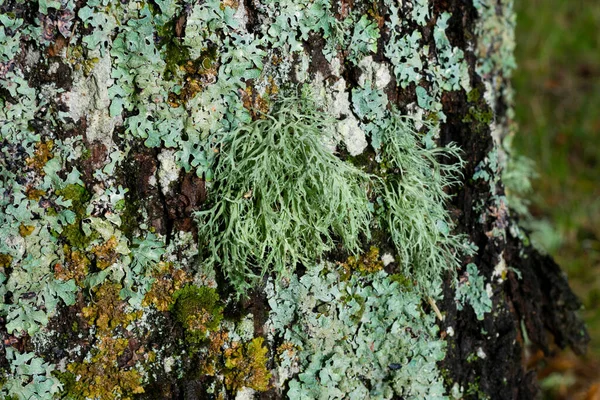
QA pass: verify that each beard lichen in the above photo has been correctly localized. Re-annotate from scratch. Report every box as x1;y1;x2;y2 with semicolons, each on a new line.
197;92;372;294
373;113;471;293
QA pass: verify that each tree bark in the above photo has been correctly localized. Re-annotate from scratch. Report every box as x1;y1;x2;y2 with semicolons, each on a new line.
0;0;588;399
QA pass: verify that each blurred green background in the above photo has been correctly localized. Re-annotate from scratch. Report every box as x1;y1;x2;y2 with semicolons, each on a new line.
513;0;600;396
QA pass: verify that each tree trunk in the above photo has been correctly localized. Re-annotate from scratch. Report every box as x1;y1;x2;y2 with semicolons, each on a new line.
0;0;588;399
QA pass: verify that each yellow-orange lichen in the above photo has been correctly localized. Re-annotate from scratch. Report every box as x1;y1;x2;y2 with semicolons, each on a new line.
265;76;279;96
168;54;218;107
18;224;35;237
0;253;12;268
223;337;272;392
54;245;90;285
241;86;270;119
82;283;141;334
91;236;119;270
25;187;46;201
142;263;191;312
66;336;144;400
26;140;54;173
221;0;239;10
199;330;230;376
277;341;298;358
341;246;384;275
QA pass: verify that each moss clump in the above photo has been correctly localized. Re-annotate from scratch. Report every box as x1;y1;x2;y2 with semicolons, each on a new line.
341;246;384;275
55;184;93;249
389;273;415;289
463;88;494;134
56;184;90;214
223;337;272;392
156;13;192;81
171;285;223;343
65;336;145;400
189;330;272;395
463;106;494;127
197;92;372;293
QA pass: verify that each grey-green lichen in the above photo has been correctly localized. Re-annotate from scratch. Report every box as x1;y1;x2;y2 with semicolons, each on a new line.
373;113;473;293
267;263;447;399
455;263;493;321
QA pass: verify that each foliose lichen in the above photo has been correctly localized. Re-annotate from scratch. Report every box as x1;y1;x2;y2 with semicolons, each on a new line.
267;263;447;399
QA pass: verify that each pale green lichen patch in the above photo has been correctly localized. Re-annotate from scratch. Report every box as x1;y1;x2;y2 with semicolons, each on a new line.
267;263;447;399
317;77;369;156
473;0;517;110
455;263;493;321
370;112;473;294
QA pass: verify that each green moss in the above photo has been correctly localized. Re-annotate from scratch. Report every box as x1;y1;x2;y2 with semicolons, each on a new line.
462;88;494;134
466;377;490;399
389;273;414;289
56;184;90;207
60;223;91;250
55;184;94;249
171;285;224;343
223;337;272;392
157;16;192;81
466;88;482;103
117;190;141;241
465;352;478;363
66;45;99;77
463;106;494;126
167;45;219;107
341;292;366;324
80;147;91;161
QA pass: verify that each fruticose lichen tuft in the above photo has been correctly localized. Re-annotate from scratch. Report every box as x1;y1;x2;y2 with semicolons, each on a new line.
197;92;372;293
372;112;472;293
